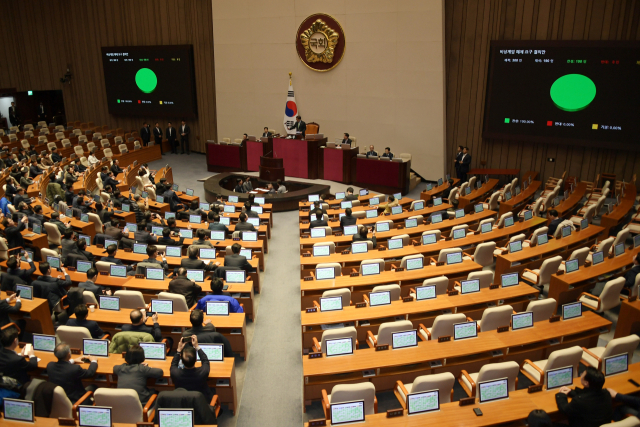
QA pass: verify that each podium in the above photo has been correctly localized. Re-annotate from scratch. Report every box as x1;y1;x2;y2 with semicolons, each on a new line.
259;156;284;182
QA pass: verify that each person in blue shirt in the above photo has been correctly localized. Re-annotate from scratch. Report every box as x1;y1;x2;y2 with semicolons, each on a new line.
0;197;10;216
195;278;244;313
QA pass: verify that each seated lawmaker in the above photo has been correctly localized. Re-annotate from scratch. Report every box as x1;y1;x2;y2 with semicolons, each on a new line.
243;201;259;218
79;268;111;301
0;325;37;385
181;246;220;272
379;194;399;214
47;343;98;402
341;133;352;145
235;213;256;232
555;367;612;427
122;309;162;342
5;253;36;285
547;209;562;237
366;145;378;157
157;227;185;246
344;187;358;201
196;278;243;313
624;254;640;289
113;343;163;406
66;304;105;339
261;127;272;138
340;208;357;228
224;243;256;273
183;309;216;337
234;178;244;193
170;335;214;402
142;245;169;272
169;268;203;307
309;209;328;228
101;245;135;273
276;179;286;194
382;147;393;159
192;229;214;248
207;213;229;235
353;226;377;247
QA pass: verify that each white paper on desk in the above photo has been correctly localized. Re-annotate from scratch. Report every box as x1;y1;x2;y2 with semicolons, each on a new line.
249;191;258;194
321;323;345;331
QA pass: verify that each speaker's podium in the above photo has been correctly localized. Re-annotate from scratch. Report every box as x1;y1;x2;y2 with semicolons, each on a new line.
259;156;285;182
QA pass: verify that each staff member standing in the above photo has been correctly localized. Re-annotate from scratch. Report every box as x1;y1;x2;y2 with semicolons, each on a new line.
166;122;177;154
8;102;18;127
37;102;46;121
180;120;190;155
153;122;163;151
459;146;471;183
140;123;151;147
287;115;306;138
453;145;463;178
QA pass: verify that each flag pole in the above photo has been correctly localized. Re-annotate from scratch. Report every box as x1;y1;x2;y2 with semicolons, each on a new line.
289;72;292;85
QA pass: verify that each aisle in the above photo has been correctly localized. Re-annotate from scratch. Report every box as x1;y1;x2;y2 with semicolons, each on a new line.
236;209;303;426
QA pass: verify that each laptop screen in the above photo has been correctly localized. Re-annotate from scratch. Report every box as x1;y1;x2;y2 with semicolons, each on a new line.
413;201;424;211
453;321;477;340
405;218;418;228
166;246;182;257
151;226;164;235
156;195;164;203
308;194;319;202
615;243;625;257
326;338;354;358
511;312;534;330
406;257;423;271
452;228;466;240
592;251;604;265
546;366;574;390
210;231;225;241
415;285;436;301
47;255;60;269
315;267;335;280
220;217;230;225
139;342;166;361
151;299;173;314
242;231;258;241
351;242;368;254
460;279;480;294
391;205;402;215
562;301;582;320
407;390;439;415
343;225;358;236
199;248;216;259
189;215;201;224
157;410;194;427
240;249;252;259
206;301;230;316
524;210;533;221
320;296;343;312
369;197;379;206
362;263;380;276
388;238;403;250
99;296;120;311
224;205;235;213
310;228;326;238
422;233;437;245
32;224;42;234
313;245;330;257
77;261;92;273
376;222;390;232
359;189;368;196
369;291;391;306
15;284;33;300
83;339;109;357
365;209;378;218
335;192;345;200
501;273;519;287
33;334;56;352
580;218;589;230
225;270;246;283
145;267;164;281
481;222;492;233
186;269;204;282
446;252;463;265
391;330;418;349
504;216;514;227
565;259;579;273
227;195;238;203
109;265;127;278
478;378;509;403
604;353;628;377
165;212;176;219
133;243;148;254
186;188;194;196
122;203;131;213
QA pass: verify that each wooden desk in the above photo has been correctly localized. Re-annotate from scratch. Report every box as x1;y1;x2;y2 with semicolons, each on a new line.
300;283;538;349
469;168;519;179
615;299;640;338
498;181;542;216
299;196;414;211
0;291;54;335
552;182;588;219
600;183;637;237
4;419;217;427
419;179;460;203
458;179;499;211
299;261;483;309
301;311;609;404
494;225;604;284
82;307;248;360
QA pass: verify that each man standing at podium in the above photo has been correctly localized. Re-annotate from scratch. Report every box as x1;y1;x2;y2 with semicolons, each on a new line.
288;116;306;138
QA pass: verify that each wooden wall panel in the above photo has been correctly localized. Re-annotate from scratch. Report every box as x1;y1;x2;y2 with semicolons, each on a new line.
0;0;216;153
446;0;640;185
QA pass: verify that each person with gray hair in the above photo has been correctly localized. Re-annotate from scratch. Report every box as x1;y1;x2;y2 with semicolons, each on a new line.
46;342;98;402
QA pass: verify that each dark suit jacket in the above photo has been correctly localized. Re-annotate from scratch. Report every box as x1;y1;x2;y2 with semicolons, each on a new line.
154;388;217;425
33;275;71;310
454;151;463;171
382;152;394;159
208;222;229;235
340;216;357;228
288;120;306;136
0;299;23;327
105;225;125;241
66;318;105;339
152;127;163;142
166;127;176;143
235;222;256;232
344;194;358;201
555;387;613;427
624;264;640;288
182;323;216;337
548;218;563;237
122;322;162;342
353;234;377;247
224;254;255;273
181;258;217;272
168;276;202;307
6;260;36;285
51;152;62;163
46;360;98;402
366;151;378;157
0;346;38;384
79;280;108;301
459;153;471;173
113;363;164;405
134;230;157;244
180;125;190;141
157;236;184;246
261;132;272;137
111;164;123;175
140;127;150;143
310;219;329;228
4;223;26;249
170;349;213;401
341;138;352;145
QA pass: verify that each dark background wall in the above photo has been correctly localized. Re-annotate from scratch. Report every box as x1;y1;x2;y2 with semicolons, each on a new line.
446;0;640;183
0;0;217;153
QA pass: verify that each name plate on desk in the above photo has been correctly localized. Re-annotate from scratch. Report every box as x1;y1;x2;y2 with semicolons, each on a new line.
305;307;317;313
394;267;404;272
556;270;564;276
438;336;451;343
375;344;389;351
412;240;420;246
308;419;326;427
459;397;475;406
302;221;309;224
303;276;313;281
378;247;386;251
497;326;509;333
387;409;403;418
124;248;132;252
403;296;414;302
66;267;76;272
99;271;108;275
302;235;309;239
448;290;459;296
302;253;311;257
308;352;323;359
335;233;343;237
135;274;144;279
355;302;367;308
629;295;638;303
233;237;240;241
342;250;350;255
549;315;560;323
436;261;445;266
584;261;592;268
489;284;499;289
528;384;543;393
350;272;359;277
58;418;77;426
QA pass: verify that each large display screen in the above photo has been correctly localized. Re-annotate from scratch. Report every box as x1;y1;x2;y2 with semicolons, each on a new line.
483;41;640;149
101;45;197;117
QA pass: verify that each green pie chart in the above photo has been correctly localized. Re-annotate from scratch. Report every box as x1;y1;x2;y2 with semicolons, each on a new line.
550;74;596;112
135;68;157;93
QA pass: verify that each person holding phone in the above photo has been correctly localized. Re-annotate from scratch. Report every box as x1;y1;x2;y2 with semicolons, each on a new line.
121;309;162;342
352;225;377;247
0;325;37;384
32;262;71;314
170;335;214;401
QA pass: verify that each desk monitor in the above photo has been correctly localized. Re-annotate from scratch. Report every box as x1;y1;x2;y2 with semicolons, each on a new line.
141;191;148;199
362;263;380;276
501;273;519;288
316;267;336;281
580;218;589;230
369;291;391;306
333;192;345;201
46;255;61;269
388;238;403;250
199;248;216;259
220;217;230;225
562;301;582;320
565;259;579;274
313;245;331;257
240;249;252;259
179;229;193;239
33;334;56;352
546;366;574;390
369;197;379;206
407;390;439;415
341;201;352;209
252;206;263;214
223;205;235;213
310;214;318;222
615;243;625;257
145;267;164;281
77;260;92;273
537;234;549;246
99;296;120;311
81;213;90;223
509;240;523;253
206;301;230;316
65;208;73;217
394;192;402;200
133;243;148;254
426;183;433;191
592;251;605;265
604;353;628;377
343;225;358;236
196;344;224;362
247;218;260;228
227;195;239;203
151;226;164;236
351;242;368;254
156;195;164;203
170;184;179;192
308;194;320;202
481;222;492;234
375;222;390;232
83;338;109;357
452;228;466;240
515;186;521;196
633;234;640;249
225;270;246;283
139;342;166;361
189;215;201;224
413;201;424;211
405;218;418;229
326;338;354;358
186;188;194;196
3;398;35;423
53;202;59;212
453;321;477;340
32;224;42;235
478;378;509;403
126;222;138;232
430;213;443;224
109;265;127;278
561;226;572;238
165;246;182;258
437;178;443;186
455;209;465;219
16;284;33;300
365;209;378;218
21;251;33;263
504;191;512;201
157;409;194;427
474;204;484;213
310;228;326;238
446;252;463;265
78;234;91;246
553;196;561;207
460;279;480;294
210;231;225;241
320;296;343;312
422;233;437;245
406;257;423;271
255;196;266;205
242;231;257;241
359;189;369;196
524;210;533;221
504;216;515;227
465;187;472;195
415;285;436;301
164;212;176;219
433;197;443;206
186;269;204;283
392;330;418;349
151;299;173;315
511;312;534;330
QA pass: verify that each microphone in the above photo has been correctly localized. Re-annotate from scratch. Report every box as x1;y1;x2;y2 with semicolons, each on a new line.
264;151;272;157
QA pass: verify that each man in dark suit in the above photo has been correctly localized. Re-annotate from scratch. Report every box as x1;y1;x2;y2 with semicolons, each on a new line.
310;209;328;228
234;178;244;193
555;367;612;427
49;212;73;235
224;243;256;273
340;208;357;228
111;159;124;176
353;226;377;247
122;309;162;342
180;120;190;155
453;145;463;178
287;115;306;138
66;304;105;339
134;227;158;244
261;127;272;138
8;102;18;127
547;209;562;237
157;228;184;246
207;213;229;236
101;245;135;273
37;102;46;121
382;147;394;160
51;147;62;163
235;213;256;232
459;146;471;183
0;294;26;338
0;326;38;384
140;123;151;146
624;254;640;289
5;254;36;285
47;343;99;402
2;215;28;249
366;145;378;157
341;133;352;145
79;268;111;301
153;122;163;148
33;262;71;310
13;187;32;209
344;187;358;201
166;122;177;154
243;201;259;218
170;335;214;402
169;267;203;307
142;245;169;273
182;309;216;338
181;247;219;273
